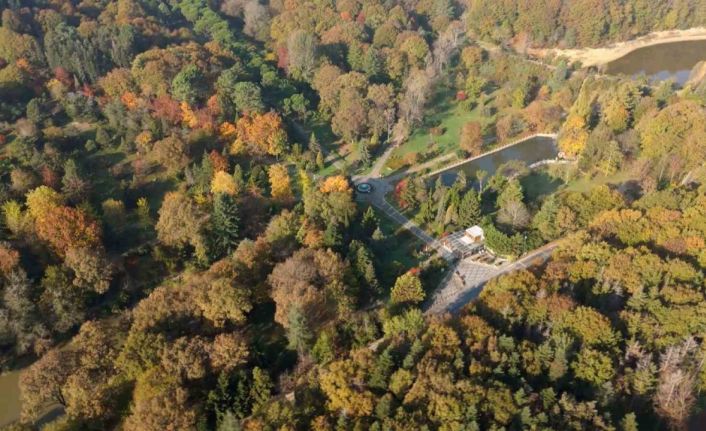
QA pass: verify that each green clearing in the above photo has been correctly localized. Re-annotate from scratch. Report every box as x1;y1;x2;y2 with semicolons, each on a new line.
370;206;426;285
520;170;565;203
565;169;638;193
382;87;494;175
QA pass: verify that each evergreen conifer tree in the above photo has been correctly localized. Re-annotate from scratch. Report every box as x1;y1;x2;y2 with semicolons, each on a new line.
250;367;273;413
287;306;313;354
458;189;481;227
209;193;240;259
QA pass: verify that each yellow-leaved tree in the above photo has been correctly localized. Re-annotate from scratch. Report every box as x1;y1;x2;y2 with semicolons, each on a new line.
268;164;293;202
320;175;350;194
210;171;239;196
558;113;589;158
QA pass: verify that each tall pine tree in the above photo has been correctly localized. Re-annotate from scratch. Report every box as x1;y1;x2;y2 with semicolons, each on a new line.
249;367;273;414
287;305;313;354
458;189;481;227
361;206;379;235
349;240;380;295
209;193;240;259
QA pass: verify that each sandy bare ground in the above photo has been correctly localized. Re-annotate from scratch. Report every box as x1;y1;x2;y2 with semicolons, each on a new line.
528;27;706;68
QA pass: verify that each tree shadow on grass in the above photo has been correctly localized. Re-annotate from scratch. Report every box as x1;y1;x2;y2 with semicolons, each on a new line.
520;170;564;203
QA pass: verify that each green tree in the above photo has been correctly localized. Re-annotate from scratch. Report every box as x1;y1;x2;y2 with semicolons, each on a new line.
316;151;325;170
368;347;394;390
232;164;245;193
458;189;481;227
312;331;335;364
621;413;638;431
496;179;529;229
232;82;264;115
171;65;206;104
250;367;273;413
309;133;321;153
361;206;379;235
287;305;313;354
209;193;240;259
496;179;524;209
156;191;207;260
44;23;101;83
286;30;317;81
390;272;425;305
572;348;615;387
349;240;379;295
95;127;111;148
61;159;89;203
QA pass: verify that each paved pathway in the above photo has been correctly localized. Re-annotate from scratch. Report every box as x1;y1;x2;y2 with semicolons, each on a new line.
384;152;456;183
370;196;455;261
426;241;559;314
354;133;562;312
367;143;397;179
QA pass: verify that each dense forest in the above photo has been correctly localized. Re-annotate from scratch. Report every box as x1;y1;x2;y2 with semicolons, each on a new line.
0;0;705;429
467;0;706;48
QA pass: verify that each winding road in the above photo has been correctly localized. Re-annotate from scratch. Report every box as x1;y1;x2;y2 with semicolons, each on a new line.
353;133;562;314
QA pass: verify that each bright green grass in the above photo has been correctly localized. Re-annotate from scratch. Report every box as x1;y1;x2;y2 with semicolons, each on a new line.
315;146;361;177
383;89;493;174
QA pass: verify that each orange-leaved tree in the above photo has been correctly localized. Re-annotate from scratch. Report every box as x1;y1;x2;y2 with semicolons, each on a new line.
231;112;288;157
36;206;101;257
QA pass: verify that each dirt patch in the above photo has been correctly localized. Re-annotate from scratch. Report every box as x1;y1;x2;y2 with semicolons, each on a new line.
528;27;706;68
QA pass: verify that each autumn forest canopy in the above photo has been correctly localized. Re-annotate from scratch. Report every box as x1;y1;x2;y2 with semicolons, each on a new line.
0;0;705;430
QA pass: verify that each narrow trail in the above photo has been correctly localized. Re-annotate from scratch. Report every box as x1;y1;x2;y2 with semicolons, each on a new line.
384;152;456;183
355;133;563;314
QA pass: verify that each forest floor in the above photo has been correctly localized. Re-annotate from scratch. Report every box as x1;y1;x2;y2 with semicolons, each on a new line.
528;27;706;67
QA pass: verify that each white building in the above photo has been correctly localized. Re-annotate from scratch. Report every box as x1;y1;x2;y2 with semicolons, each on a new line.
464;226;484;243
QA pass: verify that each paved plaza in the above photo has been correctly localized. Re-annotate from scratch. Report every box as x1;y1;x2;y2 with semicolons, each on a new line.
426;258;501;314
427;242;559;314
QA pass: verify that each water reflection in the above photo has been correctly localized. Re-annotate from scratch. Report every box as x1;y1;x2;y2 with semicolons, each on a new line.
605;40;706;85
429;136;558;186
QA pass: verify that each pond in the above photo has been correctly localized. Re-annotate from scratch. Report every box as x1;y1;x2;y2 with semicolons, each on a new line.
605;39;706;85
429;135;558;186
0;370;22;427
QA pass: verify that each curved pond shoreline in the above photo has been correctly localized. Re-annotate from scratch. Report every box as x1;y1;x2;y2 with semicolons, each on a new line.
426;134;559;186
528;27;706;68
604;39;706;85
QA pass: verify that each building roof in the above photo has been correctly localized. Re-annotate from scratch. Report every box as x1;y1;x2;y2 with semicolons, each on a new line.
465;225;484;237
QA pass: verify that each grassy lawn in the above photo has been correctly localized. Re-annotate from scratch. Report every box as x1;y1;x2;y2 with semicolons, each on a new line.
308;126;369;178
371;206;427;286
565;169;638;193
520;170;565;203
382;86;495;175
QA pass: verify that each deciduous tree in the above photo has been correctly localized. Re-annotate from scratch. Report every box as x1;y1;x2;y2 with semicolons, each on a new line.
460;121;483;155
36;206;101;257
268;164;293;202
156;191;207;259
390;272;425;305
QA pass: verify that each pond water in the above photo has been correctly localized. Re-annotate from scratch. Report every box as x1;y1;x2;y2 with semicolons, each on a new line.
605;39;706;85
430;135;558;186
0;370;22;427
